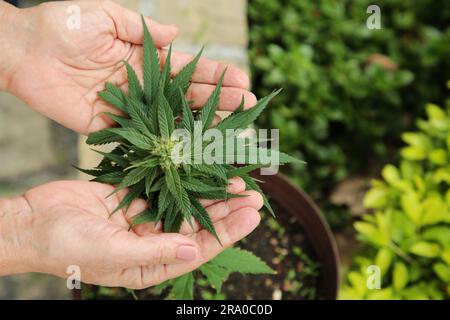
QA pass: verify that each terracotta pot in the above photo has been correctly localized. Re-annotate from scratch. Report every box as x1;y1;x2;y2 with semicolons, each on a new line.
251;172;340;300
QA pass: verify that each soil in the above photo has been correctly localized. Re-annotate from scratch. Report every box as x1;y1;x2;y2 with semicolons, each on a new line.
218;200;321;300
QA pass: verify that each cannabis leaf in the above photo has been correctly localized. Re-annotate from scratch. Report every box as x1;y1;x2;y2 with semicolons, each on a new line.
161;247;275;298
80;14;300;243
170;272;194;300
210;247;275;274
77;16;298;299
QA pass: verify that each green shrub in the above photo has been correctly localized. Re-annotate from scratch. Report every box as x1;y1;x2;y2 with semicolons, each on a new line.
249;0;450;200
340;93;450;299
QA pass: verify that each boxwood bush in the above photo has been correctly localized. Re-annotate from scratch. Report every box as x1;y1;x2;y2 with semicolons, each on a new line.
249;0;450;202
340;92;450;299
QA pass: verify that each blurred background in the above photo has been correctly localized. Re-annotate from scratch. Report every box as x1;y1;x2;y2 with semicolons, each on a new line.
0;0;449;299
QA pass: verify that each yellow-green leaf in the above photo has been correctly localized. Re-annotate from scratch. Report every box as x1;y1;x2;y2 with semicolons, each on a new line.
382;165;400;185
363;188;388;209
375;247;393;276
393;262;409;291
409;241;441;258
401;192;422;225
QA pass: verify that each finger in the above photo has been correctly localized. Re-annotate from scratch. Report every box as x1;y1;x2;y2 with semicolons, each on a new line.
211;114;223;127
140;207;261;286
126;213;162;237
199;177;246;207
113;191;148;229
128;177;246;236
86;49;255;133
179;190;264;234
113;232;200;268
103;0;178;47
187;83;257;111
159;50;250;88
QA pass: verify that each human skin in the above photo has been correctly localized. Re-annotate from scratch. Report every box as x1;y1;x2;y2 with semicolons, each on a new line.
0;0;257;135
0;0;263;288
0;178;263;288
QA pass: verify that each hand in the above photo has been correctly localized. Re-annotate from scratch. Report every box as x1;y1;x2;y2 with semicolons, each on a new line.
0;178;262;288
1;0;256;135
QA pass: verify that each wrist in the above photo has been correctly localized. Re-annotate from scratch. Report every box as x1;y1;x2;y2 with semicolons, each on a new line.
0;196;36;276
0;2;27;92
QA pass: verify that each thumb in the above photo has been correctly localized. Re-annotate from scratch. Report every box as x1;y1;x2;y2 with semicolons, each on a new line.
112;232;200;267
103;1;178;46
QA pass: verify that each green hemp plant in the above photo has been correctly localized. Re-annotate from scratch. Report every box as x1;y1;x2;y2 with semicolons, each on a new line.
77;17;301;299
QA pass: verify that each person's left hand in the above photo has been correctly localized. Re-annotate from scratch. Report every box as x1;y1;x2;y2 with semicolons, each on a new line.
0;178;262;288
2;0;256;134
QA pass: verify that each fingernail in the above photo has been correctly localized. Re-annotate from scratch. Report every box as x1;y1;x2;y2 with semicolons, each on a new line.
177;245;198;261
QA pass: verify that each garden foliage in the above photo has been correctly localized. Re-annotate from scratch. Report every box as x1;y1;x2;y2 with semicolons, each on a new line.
249;0;450;201
341;92;450;299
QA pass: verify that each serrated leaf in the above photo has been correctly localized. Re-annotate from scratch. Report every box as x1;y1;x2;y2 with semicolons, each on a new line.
145;167;159;197
102;112;132;128
114;166;150;194
200;71;225;131
148;176;165;192
91;149;128;167
141;15;160;105
191;190;246;200
165;210;184;233
168;48;203;113
170;272;194;300
95;145;127;169
157;184;170;220
124;96;155;136
192;163;228;182
181;178;224;193
199;263;230;293
165;166;191;215
107;128;154;150
180;89;195;133
111;182;144;216
157;93;175;138
98;89;126;113
123;60;143;100
226;164;269;178
127;156;159;171
73;166;105;177
190;197;220;244
92;171;126;184
210;247;275;274
241;173;274;216
130;209;158;228
216;89;281;132
86;129;122;145
163;201;178;232
161;44;172;90
235;95;245;113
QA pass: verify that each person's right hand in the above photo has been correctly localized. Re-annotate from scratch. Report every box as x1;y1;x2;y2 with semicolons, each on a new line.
0;0;256;135
0;178;262;288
